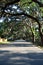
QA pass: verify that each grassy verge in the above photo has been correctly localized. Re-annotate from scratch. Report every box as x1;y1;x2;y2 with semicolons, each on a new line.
38;46;43;49
0;41;10;44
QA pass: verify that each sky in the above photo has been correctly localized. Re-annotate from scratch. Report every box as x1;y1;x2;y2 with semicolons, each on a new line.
0;17;4;22
0;5;23;22
0;5;17;22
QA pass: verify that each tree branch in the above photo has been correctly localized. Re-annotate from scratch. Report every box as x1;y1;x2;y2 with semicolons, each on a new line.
1;11;39;23
0;0;20;17
0;0;20;8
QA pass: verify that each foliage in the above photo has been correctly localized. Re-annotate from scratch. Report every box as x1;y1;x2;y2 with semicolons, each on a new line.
0;0;43;45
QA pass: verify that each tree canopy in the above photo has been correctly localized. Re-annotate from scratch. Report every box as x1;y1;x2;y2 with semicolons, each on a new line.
0;0;43;45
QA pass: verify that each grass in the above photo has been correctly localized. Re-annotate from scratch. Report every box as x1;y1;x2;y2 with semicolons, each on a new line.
0;41;10;44
38;45;43;49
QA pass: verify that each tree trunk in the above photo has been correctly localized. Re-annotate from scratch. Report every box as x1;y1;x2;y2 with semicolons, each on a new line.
32;32;35;43
40;34;43;46
38;22;43;46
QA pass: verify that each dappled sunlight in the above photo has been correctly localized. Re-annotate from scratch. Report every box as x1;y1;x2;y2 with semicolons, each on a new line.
0;50;43;65
0;40;34;47
0;0;43;65
0;40;43;54
0;40;43;65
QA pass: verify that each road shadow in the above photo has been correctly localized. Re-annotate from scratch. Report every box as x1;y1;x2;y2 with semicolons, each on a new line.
0;50;43;65
0;39;34;47
0;43;34;47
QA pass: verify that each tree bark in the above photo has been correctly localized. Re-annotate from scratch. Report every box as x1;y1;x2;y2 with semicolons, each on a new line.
40;34;43;46
38;22;43;46
32;32;35;43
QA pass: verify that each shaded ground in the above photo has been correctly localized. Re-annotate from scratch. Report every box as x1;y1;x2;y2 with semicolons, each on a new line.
0;40;43;65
